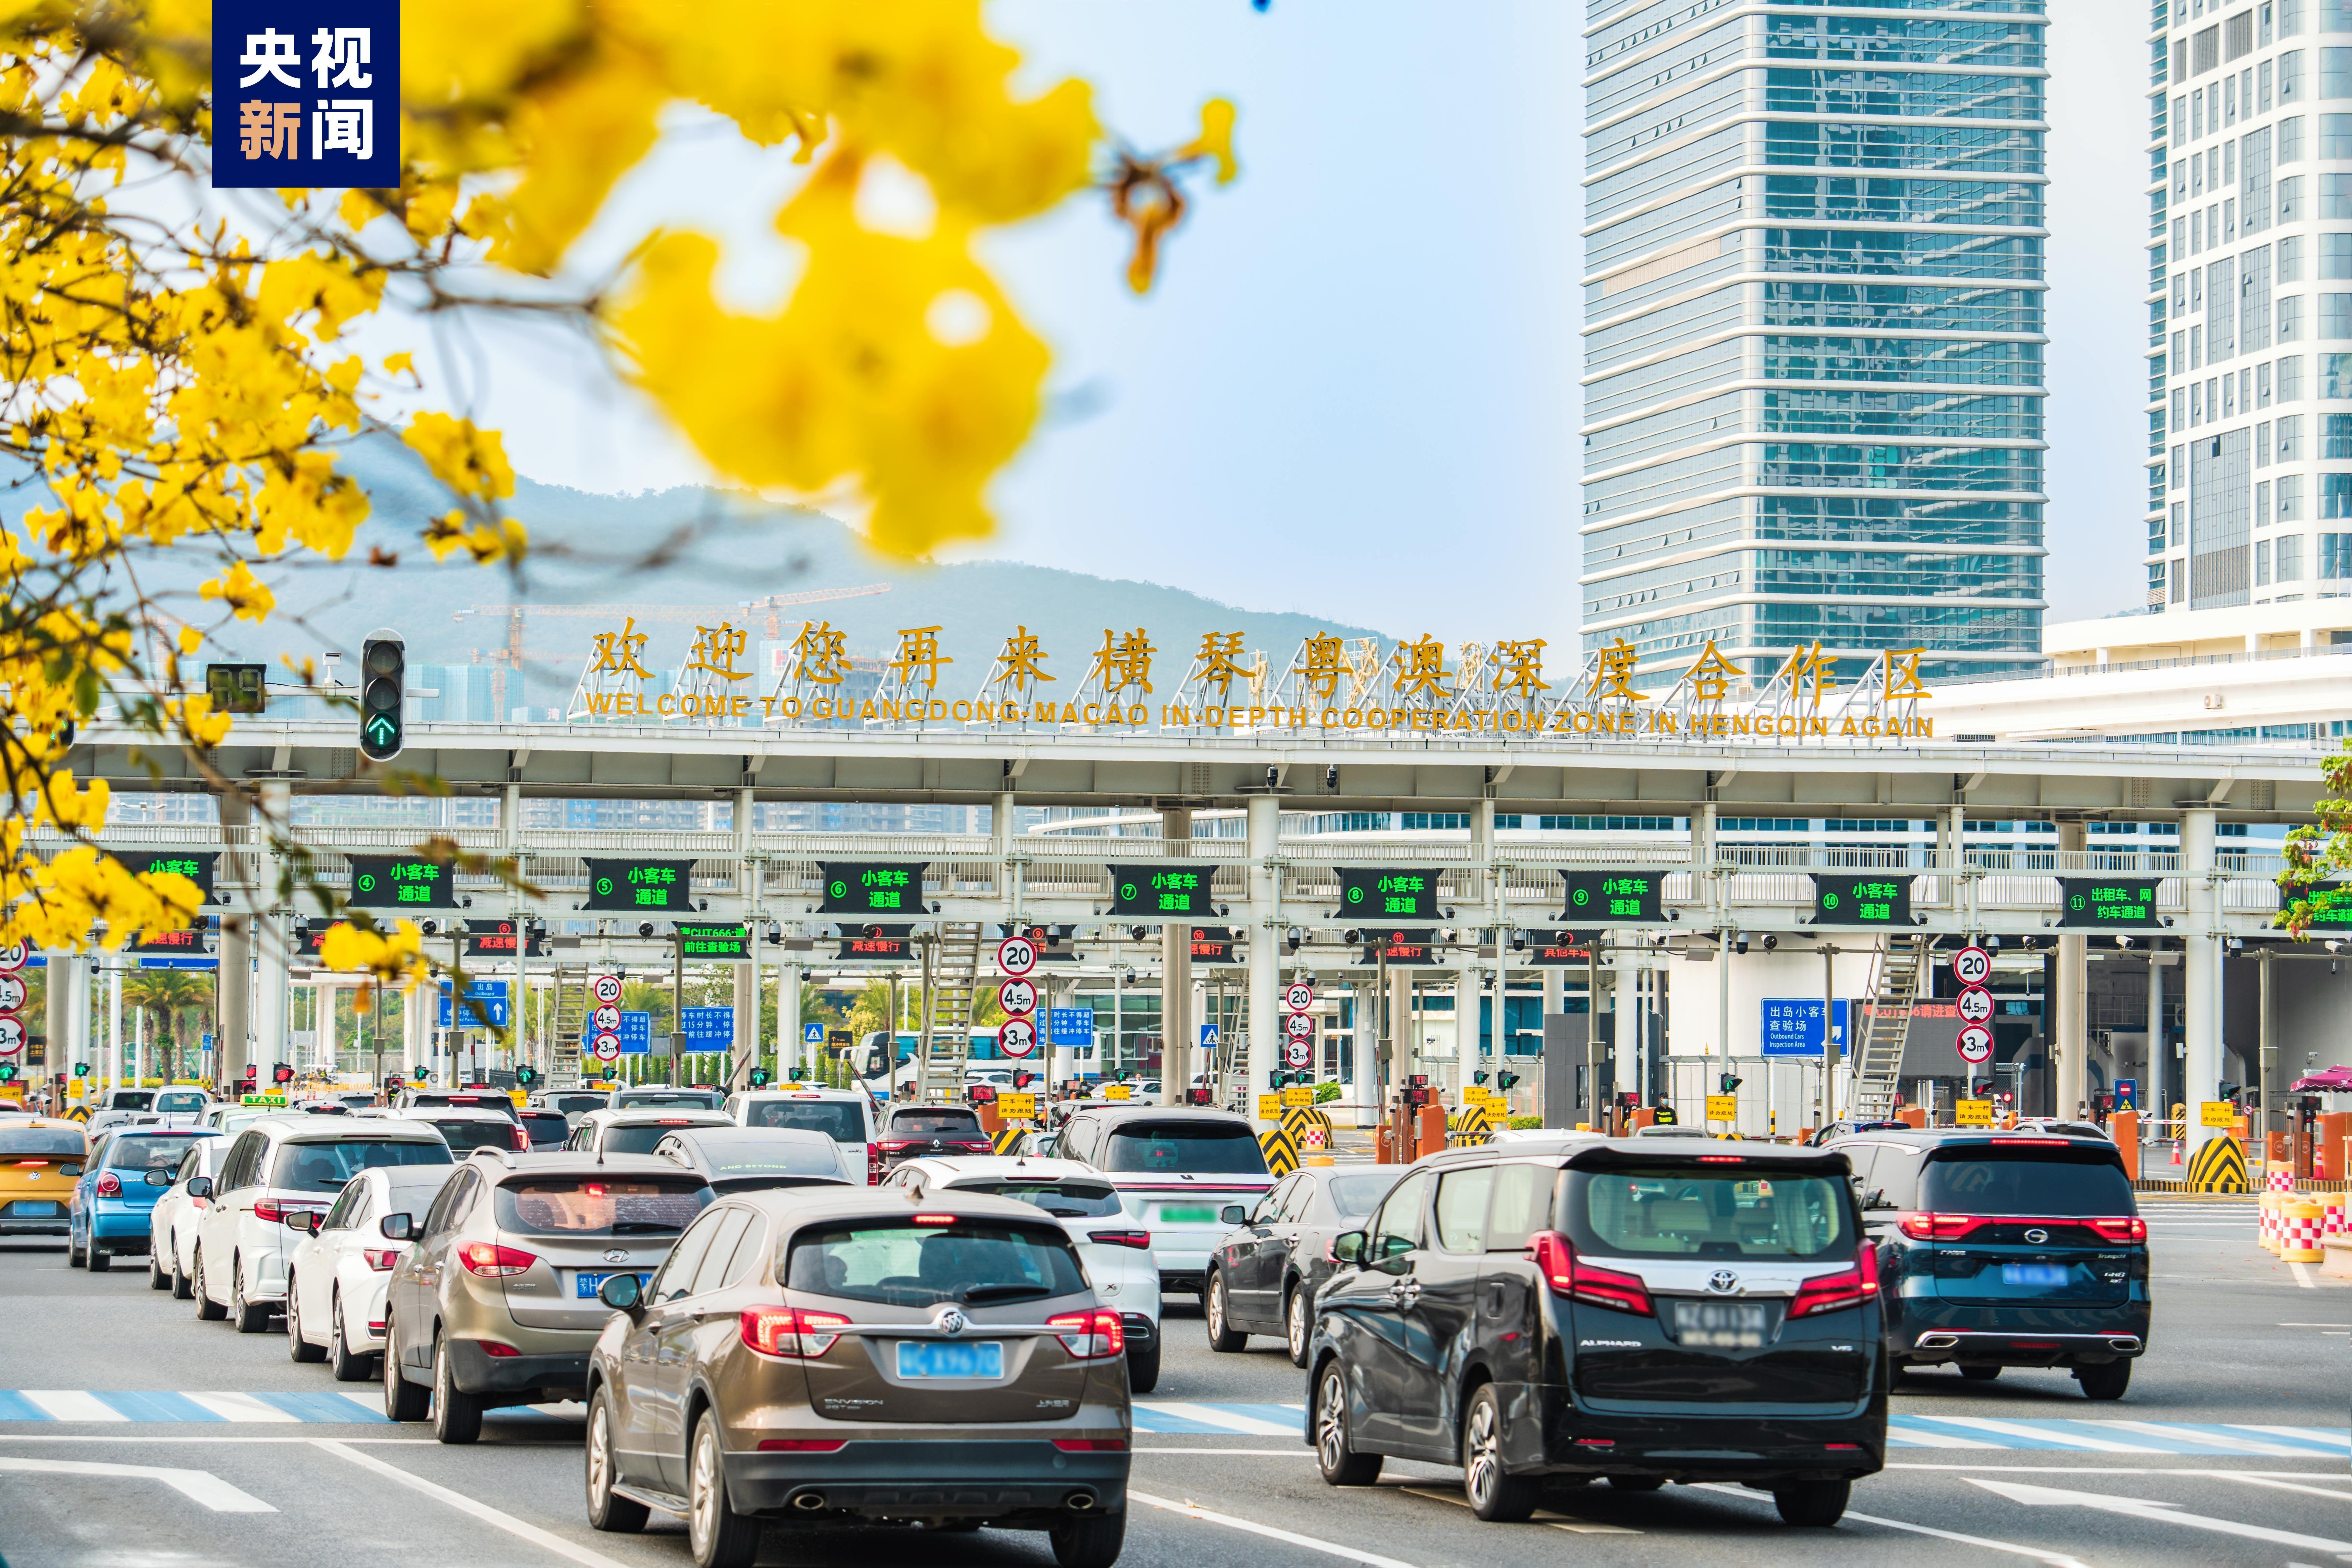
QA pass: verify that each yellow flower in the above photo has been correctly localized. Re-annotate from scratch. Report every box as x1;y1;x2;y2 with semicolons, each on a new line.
199;561;275;622
403;412;517;502
1184;99;1239;185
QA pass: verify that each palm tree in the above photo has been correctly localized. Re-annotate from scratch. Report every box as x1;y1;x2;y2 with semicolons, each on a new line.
123;969;212;1080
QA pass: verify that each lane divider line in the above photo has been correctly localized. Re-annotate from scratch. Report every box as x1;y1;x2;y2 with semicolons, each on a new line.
0;1454;275;1513
311;1438;638;1568
1970;1476;2352;1554
1129;1488;1420;1568
1689;1482;2091;1568
1397;1484;1641;1535
2211;1473;2352;1502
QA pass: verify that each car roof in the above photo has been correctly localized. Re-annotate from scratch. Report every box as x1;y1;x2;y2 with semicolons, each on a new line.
736;1184;1066;1231
385;1106;513;1122
736;1087;868;1101
1828;1128;2122;1151
250;1114;448;1143
586;1107;735;1126
666;1126;836;1149
1076;1105;1252;1127
1411;1135;1856;1171
898;1156;1105;1182
467;1150;683;1180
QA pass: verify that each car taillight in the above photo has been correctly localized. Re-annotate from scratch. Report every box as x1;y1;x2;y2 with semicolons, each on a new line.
1897;1212;1989;1241
362;1249;401;1270
1088;1230;1152;1250
94;1173;121;1197
510;1125;530;1151
1791;1243;1879;1318
1048;1308;1125;1360
758;1438;847;1452
479;1340;521;1358
741;1307;847;1359
1528;1231;1653;1316
955;1140;991;1152
867;1143;882;1183
2089;1216;2148;1243
1052;1438;1128;1452
457;1241;538;1277
879;1139;916;1152
253;1200;283;1223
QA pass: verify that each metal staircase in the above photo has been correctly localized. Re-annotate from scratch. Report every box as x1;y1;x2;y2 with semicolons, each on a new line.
549;967;588;1086
1848;937;1925;1121
921;922;987;1097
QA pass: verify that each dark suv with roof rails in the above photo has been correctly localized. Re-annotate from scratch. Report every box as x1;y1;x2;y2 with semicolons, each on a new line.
1306;1136;1884;1527
1826;1128;2147;1400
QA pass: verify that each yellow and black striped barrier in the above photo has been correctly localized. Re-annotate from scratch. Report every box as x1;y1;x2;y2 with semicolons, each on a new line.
1259;1125;1301;1178
2188;1134;2247;1194
991;1127;1027;1156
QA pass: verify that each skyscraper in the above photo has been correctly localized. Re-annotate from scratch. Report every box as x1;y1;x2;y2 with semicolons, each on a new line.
1581;2;2048;688
2153;0;2340;611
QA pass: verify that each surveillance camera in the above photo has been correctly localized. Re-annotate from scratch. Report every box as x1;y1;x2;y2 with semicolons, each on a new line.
1129;925;1148;943
1325;765;1339;789
1983;934;2000;952
419;919;438;936
1265;766;1280;787
1343;928;1362;945
1760;932;1778;951
1285;926;1302;952
2227;937;2245;955
1734;937;1749;955
2329;939;2346;955
637;921;655;938
2117;935;2135;950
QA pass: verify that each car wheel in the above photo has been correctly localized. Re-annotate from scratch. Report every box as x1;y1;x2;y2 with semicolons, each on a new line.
1958;1364;2001;1382
1774;1477;1851;1526
88;1244;110;1273
586;1387;649;1533
1608;1474;1665;1492
1126;1341;1161;1395
1048;1509;1126;1568
687;1408;761;1568
147;1247;171;1291
1461;1383;1540;1522
1204;1271;1245;1353
327;1288;369;1382
1285;1285;1311;1368
382;1316;429;1421
1313;1362;1381;1486
287;1276;326;1362
192;1249;226;1321
2076;1361;2131;1401
432;1334;485;1444
229;1255;270;1333
67;1232;85;1268
169;1245;193;1301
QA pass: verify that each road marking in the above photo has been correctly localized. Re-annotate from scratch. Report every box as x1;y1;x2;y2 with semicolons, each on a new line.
1141;1402;1300;1437
1690;1482;2089;1568
1138;1447;1310;1455
20;1391;125;1422
2213;1474;2352;1502
2291;1260;2319;1289
0;1454;274;1512
1130;1488;1420;1568
184;1392;300;1424
2097;1420;2330;1458
1910;1417;2165;1453
312;1439;636;1568
1971;1476;2352;1553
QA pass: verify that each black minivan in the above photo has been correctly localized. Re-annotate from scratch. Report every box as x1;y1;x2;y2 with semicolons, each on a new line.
1307;1137;1884;1527
1827;1129;2148;1399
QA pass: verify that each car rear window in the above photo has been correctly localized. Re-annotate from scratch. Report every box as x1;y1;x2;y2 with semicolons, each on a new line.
1920;1145;2134;1216
950;1180;1123;1218
154;1092;206;1113
786;1219;1088;1306
616;1090;725;1111
270;1139;453;1191
0;1129;84;1157
1570;1166;1853;1260
1326;1173;1400;1219
1100;1121;1269;1175
549;1095;606;1114
495;1177;712;1236
427;1118;516;1155
690;1139;842;1177
745;1100;865;1142
891;1110;983;1136
519;1113;570;1145
107;1135;208;1172
108;1092;156;1111
603;1121;715;1155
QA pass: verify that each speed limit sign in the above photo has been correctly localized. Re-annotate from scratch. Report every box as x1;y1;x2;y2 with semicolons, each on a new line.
0;1016;22;1057
591;1031;622;1062
996;935;1038;978
1284;1011;1315;1042
1956;985;1995;1025
0;942;27;974
1284;980;1315;1013
998;978;1038;1016
592;973;623;1005
998;1017;1038;1058
592;1003;622;1033
1952;945;1992;988
1956;1023;1994;1065
0;975;27;1014
1285;1036;1312;1069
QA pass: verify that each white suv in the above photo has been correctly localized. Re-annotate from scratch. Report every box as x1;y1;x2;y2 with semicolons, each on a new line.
187;1117;454;1332
721;1087;881;1183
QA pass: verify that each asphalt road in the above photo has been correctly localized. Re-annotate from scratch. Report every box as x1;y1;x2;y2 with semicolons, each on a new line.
0;1197;2345;1568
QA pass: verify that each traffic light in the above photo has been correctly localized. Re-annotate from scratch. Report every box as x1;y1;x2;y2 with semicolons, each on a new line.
748;1067;771;1088
358;633;405;762
272;1062;294;1085
515;1066;539;1088
0;1064;16;1083
1012;1069;1033;1090
1472;1070;1489;1085
1719;1074;1743;1094
384;1073;405;1092
1497;1070;1519;1091
72;1062;89;1078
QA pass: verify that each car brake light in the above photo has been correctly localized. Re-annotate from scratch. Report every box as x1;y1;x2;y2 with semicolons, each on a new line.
880;1140;916;1152
1053;1438;1128;1452
254;1200;284;1223
867;1143;882;1183
94;1173;121;1197
1791;1243;1880;1318
2089;1216;2148;1243
741;1307;847;1358
913;1214;958;1225
362;1249;401;1270
1528;1232;1652;1316
479;1340;521;1358
1088;1230;1152;1249
758;1438;847;1452
1048;1308;1125;1360
1698;1155;1741;1164
457;1241;538;1277
510;1125;530;1151
658;1118;691;1125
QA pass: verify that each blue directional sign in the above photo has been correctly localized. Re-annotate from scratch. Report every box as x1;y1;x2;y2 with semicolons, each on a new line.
440;981;511;1030
681;1007;734;1049
1048;1008;1096;1047
591;1011;654;1055
1762;998;1849;1059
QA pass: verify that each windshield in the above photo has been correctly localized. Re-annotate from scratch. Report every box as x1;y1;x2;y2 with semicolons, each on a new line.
1326;1173;1401;1219
1101;1122;1269;1175
106;1134;211;1172
426;1119;515;1155
269;1139;453;1192
616;1089;724;1111
890;1110;982;1137
0;1129;84;1157
154;1092;205;1113
1570;1165;1854;1260
744;1100;865;1142
106;1092;155;1111
494;1177;711;1236
951;1180;1123;1218
786;1220;1087;1307
1921;1147;2134;1216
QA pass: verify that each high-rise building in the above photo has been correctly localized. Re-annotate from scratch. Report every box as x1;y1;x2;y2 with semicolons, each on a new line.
2152;0;2350;611
1581;1;2049;688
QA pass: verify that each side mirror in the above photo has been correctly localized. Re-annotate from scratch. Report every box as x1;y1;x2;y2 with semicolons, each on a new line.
184;1176;213;1199
1332;1231;1365;1265
379;1213;413;1241
297;1210;323;1234
599;1273;644;1316
1220;1205;1247;1226
144;1169;173;1187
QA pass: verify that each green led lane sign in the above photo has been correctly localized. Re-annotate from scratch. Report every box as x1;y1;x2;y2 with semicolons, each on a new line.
1109;864;1217;919
2309;884;2352;928
674;922;750;961
819;861;927;915
1339;868;1439;921
1562;870;1664;926
584;858;694;913
2060;877;2163;929
348;854;456;909
114;849;218;899
1812;873;1914;927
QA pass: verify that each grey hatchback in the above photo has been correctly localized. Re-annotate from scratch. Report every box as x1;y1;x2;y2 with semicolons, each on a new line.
584;1186;1132;1568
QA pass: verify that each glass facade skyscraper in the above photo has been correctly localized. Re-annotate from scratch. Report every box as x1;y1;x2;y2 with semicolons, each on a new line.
1581;0;2048;688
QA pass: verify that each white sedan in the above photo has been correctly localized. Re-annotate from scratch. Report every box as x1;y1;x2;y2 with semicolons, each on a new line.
283;1164;460;1380
151;1137;233;1300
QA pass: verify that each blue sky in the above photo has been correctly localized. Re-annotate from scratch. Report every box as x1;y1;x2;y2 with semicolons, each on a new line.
401;1;2146;650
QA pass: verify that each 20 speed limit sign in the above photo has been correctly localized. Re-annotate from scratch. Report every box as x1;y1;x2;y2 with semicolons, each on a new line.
1956;1023;1994;1064
996;935;1038;978
591;1031;622;1061
1284;981;1315;1013
1952;945;1993;988
592;973;623;1005
0;942;28;973
1956;985;1995;1025
998;978;1038;1016
1284;1011;1315;1041
997;1017;1038;1058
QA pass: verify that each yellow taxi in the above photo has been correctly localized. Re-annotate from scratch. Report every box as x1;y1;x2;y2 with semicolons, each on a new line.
0;1118;87;1237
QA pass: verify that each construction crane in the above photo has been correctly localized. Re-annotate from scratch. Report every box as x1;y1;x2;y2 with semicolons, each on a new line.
453;583;894;669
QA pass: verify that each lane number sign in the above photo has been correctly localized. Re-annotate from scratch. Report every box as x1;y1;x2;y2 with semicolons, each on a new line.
592;973;623;1005
1285;981;1315;1013
998;979;1038;1016
996;935;1038;978
1956;1023;1994;1065
1952;945;1993;987
998;1017;1038;1058
1956;985;1995;1025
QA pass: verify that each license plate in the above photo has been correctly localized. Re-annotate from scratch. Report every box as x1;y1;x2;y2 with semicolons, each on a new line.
1159;1205;1216;1225
11;1201;57;1216
575;1271;648;1300
896;1339;1005;1380
2001;1263;2071;1288
1675;1300;1769;1349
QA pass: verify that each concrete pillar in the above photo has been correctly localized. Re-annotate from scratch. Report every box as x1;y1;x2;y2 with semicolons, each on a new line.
1349;974;1377;1127
1160;807;1193;1107
1245;794;1280;1118
107;961;122;1089
1452;963;1476;1100
2054;819;2088;1120
1390;967;1417;1088
2182;809;2222;1155
402;982;425;1079
2259;948;2276;1138
44;948;67;1086
778;962;803;1078
2147;951;2168;1132
215;789;253;1087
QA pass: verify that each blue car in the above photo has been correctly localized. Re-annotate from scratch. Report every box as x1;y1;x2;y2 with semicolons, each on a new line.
70;1128;219;1272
